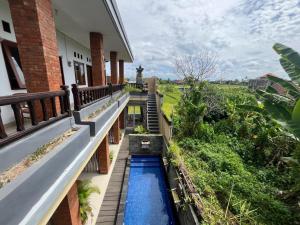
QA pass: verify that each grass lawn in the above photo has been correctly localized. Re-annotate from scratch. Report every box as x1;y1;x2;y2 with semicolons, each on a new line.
158;84;182;120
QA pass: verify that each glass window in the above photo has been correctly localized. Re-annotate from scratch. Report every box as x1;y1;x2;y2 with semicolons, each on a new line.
74;61;86;85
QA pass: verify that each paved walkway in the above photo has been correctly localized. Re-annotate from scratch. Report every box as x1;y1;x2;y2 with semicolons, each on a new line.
96;135;129;225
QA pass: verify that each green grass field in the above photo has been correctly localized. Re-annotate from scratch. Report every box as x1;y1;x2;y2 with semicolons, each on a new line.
158;84;182;120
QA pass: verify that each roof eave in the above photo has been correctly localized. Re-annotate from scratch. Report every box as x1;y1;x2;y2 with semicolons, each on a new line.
103;0;134;62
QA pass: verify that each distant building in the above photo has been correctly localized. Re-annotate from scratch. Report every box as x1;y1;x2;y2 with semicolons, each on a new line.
248;73;287;95
248;75;270;90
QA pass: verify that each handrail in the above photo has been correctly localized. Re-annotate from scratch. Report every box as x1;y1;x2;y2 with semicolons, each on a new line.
0;85;71;147
127;83;143;89
71;83;125;111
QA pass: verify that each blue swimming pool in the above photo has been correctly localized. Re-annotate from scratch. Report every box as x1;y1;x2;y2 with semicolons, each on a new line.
124;156;176;225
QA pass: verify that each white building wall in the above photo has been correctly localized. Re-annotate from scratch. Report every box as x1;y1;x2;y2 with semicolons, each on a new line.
0;0;93;124
56;31;92;106
0;0;26;123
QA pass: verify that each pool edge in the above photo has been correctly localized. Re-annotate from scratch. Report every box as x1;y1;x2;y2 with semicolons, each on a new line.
115;155;131;225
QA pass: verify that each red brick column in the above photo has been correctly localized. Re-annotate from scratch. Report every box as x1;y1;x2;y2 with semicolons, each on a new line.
119;60;124;84
97;135;110;174
90;32;105;86
119;111;125;129
110;51;118;84
52;182;82;225
8;0;62;93
112;118;120;144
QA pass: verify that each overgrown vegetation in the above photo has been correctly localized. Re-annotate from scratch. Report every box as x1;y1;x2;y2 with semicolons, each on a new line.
166;45;300;224
125;85;142;93
133;125;148;134
158;84;182;120
109;151;114;162
77;180;100;224
0;128;77;189
172;83;299;224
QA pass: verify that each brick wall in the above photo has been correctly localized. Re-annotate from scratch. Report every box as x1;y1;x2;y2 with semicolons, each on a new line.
51;182;82;225
8;0;62;92
90;32;105;86
98;135;110;174
119;60;124;84
110;51;118;84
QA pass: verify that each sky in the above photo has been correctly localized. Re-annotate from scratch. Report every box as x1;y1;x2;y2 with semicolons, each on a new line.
117;0;300;81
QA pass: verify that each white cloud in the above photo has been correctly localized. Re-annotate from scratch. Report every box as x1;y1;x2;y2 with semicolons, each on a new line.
117;0;300;80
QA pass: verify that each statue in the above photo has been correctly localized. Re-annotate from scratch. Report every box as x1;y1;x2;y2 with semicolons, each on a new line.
136;65;144;85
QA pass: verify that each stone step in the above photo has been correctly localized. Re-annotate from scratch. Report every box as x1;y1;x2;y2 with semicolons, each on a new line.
148;122;159;125
148;118;158;121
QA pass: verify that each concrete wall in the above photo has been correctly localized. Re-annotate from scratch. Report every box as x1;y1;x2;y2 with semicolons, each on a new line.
161;142;201;225
156;92;173;143
144;77;157;94
128;134;163;155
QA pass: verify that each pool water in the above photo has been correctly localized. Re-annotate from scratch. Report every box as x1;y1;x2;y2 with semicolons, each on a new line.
124;156;176;225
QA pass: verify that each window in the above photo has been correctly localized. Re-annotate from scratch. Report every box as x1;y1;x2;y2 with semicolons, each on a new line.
1;40;26;89
2;20;11;33
74;61;86;85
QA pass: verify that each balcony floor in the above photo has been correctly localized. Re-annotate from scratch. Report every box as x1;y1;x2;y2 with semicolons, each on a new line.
96;134;129;225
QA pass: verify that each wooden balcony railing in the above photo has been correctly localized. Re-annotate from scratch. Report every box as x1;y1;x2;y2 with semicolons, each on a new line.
0;86;71;147
72;84;125;111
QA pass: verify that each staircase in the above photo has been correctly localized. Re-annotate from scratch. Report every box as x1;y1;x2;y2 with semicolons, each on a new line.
147;94;160;133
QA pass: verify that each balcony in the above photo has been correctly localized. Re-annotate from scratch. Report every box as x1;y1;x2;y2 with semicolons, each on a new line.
0;84;127;225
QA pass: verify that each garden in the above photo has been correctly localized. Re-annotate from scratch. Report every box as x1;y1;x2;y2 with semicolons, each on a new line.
162;44;300;224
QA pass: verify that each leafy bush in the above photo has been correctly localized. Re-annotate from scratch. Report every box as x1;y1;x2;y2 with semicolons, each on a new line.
109;151;114;162
178;137;294;224
77;180;100;224
171;82;299;224
133;125;148;134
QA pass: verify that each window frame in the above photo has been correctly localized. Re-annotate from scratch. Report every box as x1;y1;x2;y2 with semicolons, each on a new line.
1;40;26;89
73;60;86;85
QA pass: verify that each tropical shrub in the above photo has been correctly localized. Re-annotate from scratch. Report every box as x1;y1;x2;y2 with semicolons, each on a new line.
258;43;300;137
133;125;148;134
258;43;300;200
171;80;299;224
77;180;100;224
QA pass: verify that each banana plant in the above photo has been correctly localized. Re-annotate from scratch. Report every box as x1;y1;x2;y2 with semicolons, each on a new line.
258;43;300;138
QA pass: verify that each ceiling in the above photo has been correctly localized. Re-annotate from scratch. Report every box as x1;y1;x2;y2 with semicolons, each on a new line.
52;0;133;62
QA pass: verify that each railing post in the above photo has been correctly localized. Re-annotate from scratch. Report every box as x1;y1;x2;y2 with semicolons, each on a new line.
61;85;72;116
0;108;7;138
109;83;113;96
72;84;81;111
40;99;49;121
11;103;25;131
27;100;38;125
